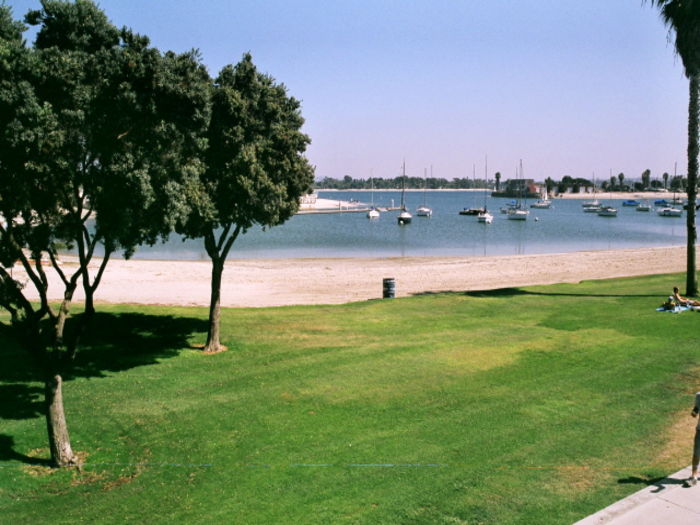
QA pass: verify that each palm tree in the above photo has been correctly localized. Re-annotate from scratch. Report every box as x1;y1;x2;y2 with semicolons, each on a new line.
646;1;699;296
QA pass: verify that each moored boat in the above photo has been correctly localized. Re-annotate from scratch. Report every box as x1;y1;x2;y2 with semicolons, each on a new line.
460;207;485;216
530;199;552;209
507;208;528;220
657;207;682;217
597;205;618;217
477;211;493;224
397;162;412;225
367;207;380;219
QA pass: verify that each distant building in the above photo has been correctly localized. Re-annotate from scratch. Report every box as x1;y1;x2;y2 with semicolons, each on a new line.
491;179;541;199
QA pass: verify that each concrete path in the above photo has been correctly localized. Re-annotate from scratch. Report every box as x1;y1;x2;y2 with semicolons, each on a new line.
574;466;700;524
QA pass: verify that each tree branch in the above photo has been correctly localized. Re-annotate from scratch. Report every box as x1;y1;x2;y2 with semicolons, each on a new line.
89;248;112;293
221;224;242;261
48;249;69;287
216;223;232;253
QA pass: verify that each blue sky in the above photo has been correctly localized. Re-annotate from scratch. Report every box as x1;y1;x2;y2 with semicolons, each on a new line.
7;0;690;183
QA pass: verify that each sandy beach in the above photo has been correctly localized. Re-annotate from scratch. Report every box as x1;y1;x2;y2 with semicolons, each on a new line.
11;246;688;308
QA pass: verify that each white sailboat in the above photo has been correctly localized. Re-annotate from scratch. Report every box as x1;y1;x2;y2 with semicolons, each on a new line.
658;162;683;216
636;200;651;212
416;167;432;217
477;156;493;223
582;172;601;211
530;185;552;209
397;162;412;225
507;160;529;220
367;175;380;219
597;205;618;217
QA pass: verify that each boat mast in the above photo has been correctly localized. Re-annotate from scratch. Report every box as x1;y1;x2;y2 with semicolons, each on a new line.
484;155;488;210
400;161;406;210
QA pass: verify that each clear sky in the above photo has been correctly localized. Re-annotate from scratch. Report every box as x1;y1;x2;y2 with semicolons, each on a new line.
6;0;690;183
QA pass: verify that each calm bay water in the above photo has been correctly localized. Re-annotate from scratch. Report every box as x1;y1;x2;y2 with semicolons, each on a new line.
123;191;687;260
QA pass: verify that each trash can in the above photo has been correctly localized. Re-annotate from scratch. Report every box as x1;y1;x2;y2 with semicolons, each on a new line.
382;278;395;299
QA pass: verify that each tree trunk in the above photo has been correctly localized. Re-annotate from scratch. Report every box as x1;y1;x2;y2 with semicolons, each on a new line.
55;282;77;343
204;257;224;353
686;73;699;297
82;278;95;317
44;373;79;467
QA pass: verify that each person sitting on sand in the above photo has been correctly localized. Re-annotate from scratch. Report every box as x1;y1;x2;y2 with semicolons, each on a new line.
672;287;700;307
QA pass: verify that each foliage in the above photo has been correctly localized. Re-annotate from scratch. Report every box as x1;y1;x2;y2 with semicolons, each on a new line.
0;274;698;523
0;0;209;465
178;53;314;352
315;175;492;190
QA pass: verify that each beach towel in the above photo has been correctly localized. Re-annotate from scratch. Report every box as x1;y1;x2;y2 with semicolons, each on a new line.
656;305;692;314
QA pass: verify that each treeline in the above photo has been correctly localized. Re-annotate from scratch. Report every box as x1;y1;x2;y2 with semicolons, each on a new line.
554;171;687;194
315;175;493;190
317;170;689;193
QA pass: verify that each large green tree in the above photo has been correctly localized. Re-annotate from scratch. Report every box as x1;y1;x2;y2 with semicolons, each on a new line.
647;0;700;295
0;1;209;466
179;54;314;353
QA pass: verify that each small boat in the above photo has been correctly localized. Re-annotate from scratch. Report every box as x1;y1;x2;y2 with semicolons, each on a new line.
654;199;670;207
367;176;380;219
530;199;551;209
477;211;493;224
416;168;432;217
657;207;683;217
530;186;552;209
460;207;485;216
622;199;639;207
597;206;618;217
398;208;412;224
507;208;528;220
507;160;528;220
477;167;492;224
499;201;517;214
416;206;432;217
582;199;600;210
397;162;412;225
636;200;651;212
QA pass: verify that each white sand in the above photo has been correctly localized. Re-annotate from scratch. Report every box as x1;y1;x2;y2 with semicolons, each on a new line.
11;246;688;308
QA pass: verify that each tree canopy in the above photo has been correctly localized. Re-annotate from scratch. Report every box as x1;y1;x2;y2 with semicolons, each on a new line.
0;0;210;466
178;53;314;353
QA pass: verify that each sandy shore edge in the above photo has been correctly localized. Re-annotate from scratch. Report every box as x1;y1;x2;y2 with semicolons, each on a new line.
10;246;687;308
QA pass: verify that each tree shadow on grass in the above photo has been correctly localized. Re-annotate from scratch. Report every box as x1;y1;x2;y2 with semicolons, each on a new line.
0;434;52;466
463;288;661;299
411;288;661;299
0;311;208;399
618;475;687;493
0;311;209;465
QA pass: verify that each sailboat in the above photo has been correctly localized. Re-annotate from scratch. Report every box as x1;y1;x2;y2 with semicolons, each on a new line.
582;172;601;212
477;157;493;223
530;184;552;209
460;163;487;215
659;162;683;217
367;174;380;219
416;167;432;217
636;199;651;212
507;160;529;220
397;162;412;225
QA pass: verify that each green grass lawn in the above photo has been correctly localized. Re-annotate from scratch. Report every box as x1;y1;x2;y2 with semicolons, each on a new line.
1;273;699;524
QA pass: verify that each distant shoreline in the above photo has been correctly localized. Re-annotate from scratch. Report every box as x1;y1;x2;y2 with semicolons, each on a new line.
317;189;688;200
